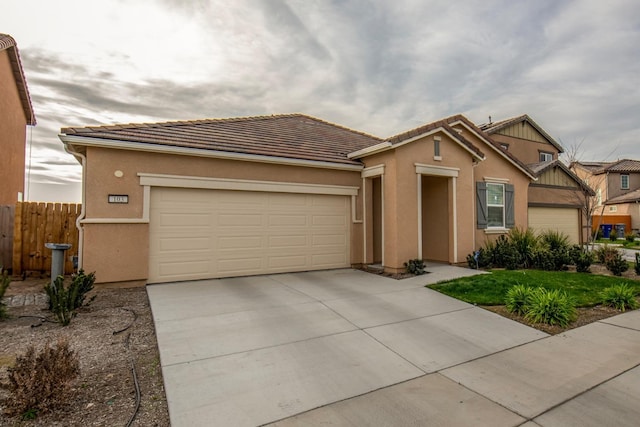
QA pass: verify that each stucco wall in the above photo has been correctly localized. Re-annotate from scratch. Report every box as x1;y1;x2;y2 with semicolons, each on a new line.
362;130;479;271
81;146;364;283
473;145;531;249
490;133;559;165
0;50;27;204
607;172;640;199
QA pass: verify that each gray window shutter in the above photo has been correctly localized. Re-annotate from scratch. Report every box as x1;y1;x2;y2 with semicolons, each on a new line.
505;184;515;228
476;182;487;229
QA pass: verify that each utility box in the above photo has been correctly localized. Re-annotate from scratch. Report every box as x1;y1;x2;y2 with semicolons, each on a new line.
615;223;626;237
45;243;72;285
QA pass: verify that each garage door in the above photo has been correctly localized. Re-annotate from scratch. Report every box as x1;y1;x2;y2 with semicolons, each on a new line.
148;187;350;283
528;207;580;244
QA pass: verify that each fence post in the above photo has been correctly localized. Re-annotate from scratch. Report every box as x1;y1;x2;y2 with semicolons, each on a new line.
12;201;23;274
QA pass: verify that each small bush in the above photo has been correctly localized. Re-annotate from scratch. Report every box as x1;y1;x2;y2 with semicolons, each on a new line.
404;259;426;275
635;253;640;275
508;228;538;269
3;339;80;417
569;246;594;273
601;284;639;312
605;252;629;276
44;270;96;326
609;230;618;241
537;230;571;271
524;288;577;327
625;232;636;243
594;244;618;264
492;235;521;270
505;284;533;316
467;247;493;269
0;267;10;319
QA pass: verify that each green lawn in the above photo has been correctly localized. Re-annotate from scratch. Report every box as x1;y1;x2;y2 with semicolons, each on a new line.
430;269;640;307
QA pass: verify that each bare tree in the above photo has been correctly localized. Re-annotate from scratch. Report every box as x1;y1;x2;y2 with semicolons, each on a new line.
562;139;617;247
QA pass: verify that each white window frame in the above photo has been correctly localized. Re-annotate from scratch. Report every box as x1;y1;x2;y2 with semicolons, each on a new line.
539;152;553;162
486;182;505;228
621;174;629;190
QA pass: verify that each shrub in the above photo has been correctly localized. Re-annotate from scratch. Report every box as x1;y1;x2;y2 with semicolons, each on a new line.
532;247;555;271
635;253;640;275
569;246;594;273
625;232;636;243
605;252;629;276
600;284;639;312
492;235;521;270
524;288;577;327
505;284;533;316
467;247;492;269
507;228;538;268
537;230;571;271
609;230;618;241
594;244;618;264
3;338;80;417
44;270;96;326
404;259;426;275
0;267;10;319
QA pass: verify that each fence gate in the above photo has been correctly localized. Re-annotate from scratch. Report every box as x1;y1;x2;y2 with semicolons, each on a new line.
12;202;81;276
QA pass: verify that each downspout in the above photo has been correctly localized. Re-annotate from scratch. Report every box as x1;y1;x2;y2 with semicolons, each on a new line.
472;159;479;250
63;143;86;270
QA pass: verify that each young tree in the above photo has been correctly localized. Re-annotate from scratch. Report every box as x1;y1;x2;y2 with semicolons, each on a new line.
562;139;616;247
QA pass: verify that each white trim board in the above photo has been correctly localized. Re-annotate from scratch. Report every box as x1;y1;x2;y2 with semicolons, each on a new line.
138;173;359;196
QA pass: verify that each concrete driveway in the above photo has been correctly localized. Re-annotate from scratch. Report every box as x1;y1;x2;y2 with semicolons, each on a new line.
147;267;640;427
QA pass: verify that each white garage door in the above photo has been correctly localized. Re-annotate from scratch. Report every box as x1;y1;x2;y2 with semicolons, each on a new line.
148;187;350;283
528;207;580;244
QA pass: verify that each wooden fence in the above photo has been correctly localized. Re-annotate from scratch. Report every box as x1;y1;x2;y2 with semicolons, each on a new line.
0;205;14;269
11;202;81;276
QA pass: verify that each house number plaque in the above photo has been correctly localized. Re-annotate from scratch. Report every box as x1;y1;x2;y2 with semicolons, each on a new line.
108;194;129;204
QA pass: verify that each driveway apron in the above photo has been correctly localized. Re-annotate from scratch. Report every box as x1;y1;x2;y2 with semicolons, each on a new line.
147;267;639;427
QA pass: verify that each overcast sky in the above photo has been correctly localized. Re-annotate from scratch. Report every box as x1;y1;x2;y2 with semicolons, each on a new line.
3;0;639;202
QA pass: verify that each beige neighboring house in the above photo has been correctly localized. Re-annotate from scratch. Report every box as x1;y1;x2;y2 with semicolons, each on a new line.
573;159;640;235
0;34;36;204
480;114;593;244
59;113;535;284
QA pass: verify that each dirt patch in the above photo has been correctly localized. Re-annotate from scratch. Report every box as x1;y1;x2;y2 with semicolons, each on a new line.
0;277;170;426
482;303;630;335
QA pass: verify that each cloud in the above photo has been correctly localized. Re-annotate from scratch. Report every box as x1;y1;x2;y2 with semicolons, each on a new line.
5;0;639;203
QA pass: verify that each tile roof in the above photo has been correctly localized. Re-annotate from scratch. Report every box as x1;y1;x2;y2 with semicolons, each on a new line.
61;114;383;165
605;188;640;204
574;159;640;174
479;114;562;153
0;34;36;125
386;114;485;159
603;159;640;173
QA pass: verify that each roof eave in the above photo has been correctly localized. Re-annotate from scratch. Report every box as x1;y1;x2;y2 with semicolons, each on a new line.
59;134;364;172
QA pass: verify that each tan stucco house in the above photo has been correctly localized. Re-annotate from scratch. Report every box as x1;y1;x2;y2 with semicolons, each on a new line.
480;115;593;244
0;34;36;204
59;113;537;284
573;159;640;235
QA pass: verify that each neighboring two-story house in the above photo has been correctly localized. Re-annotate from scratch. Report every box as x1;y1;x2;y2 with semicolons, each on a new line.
572;160;640;236
0;33;36;204
480;115;593;244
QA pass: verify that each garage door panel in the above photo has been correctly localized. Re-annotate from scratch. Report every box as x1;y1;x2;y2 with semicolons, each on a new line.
268;235;308;248
149;188;350;283
159;236;211;251
218;236;263;250
528;207;580;244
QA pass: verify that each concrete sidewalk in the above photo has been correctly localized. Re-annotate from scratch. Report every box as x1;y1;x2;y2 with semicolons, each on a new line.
147;267;640;427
